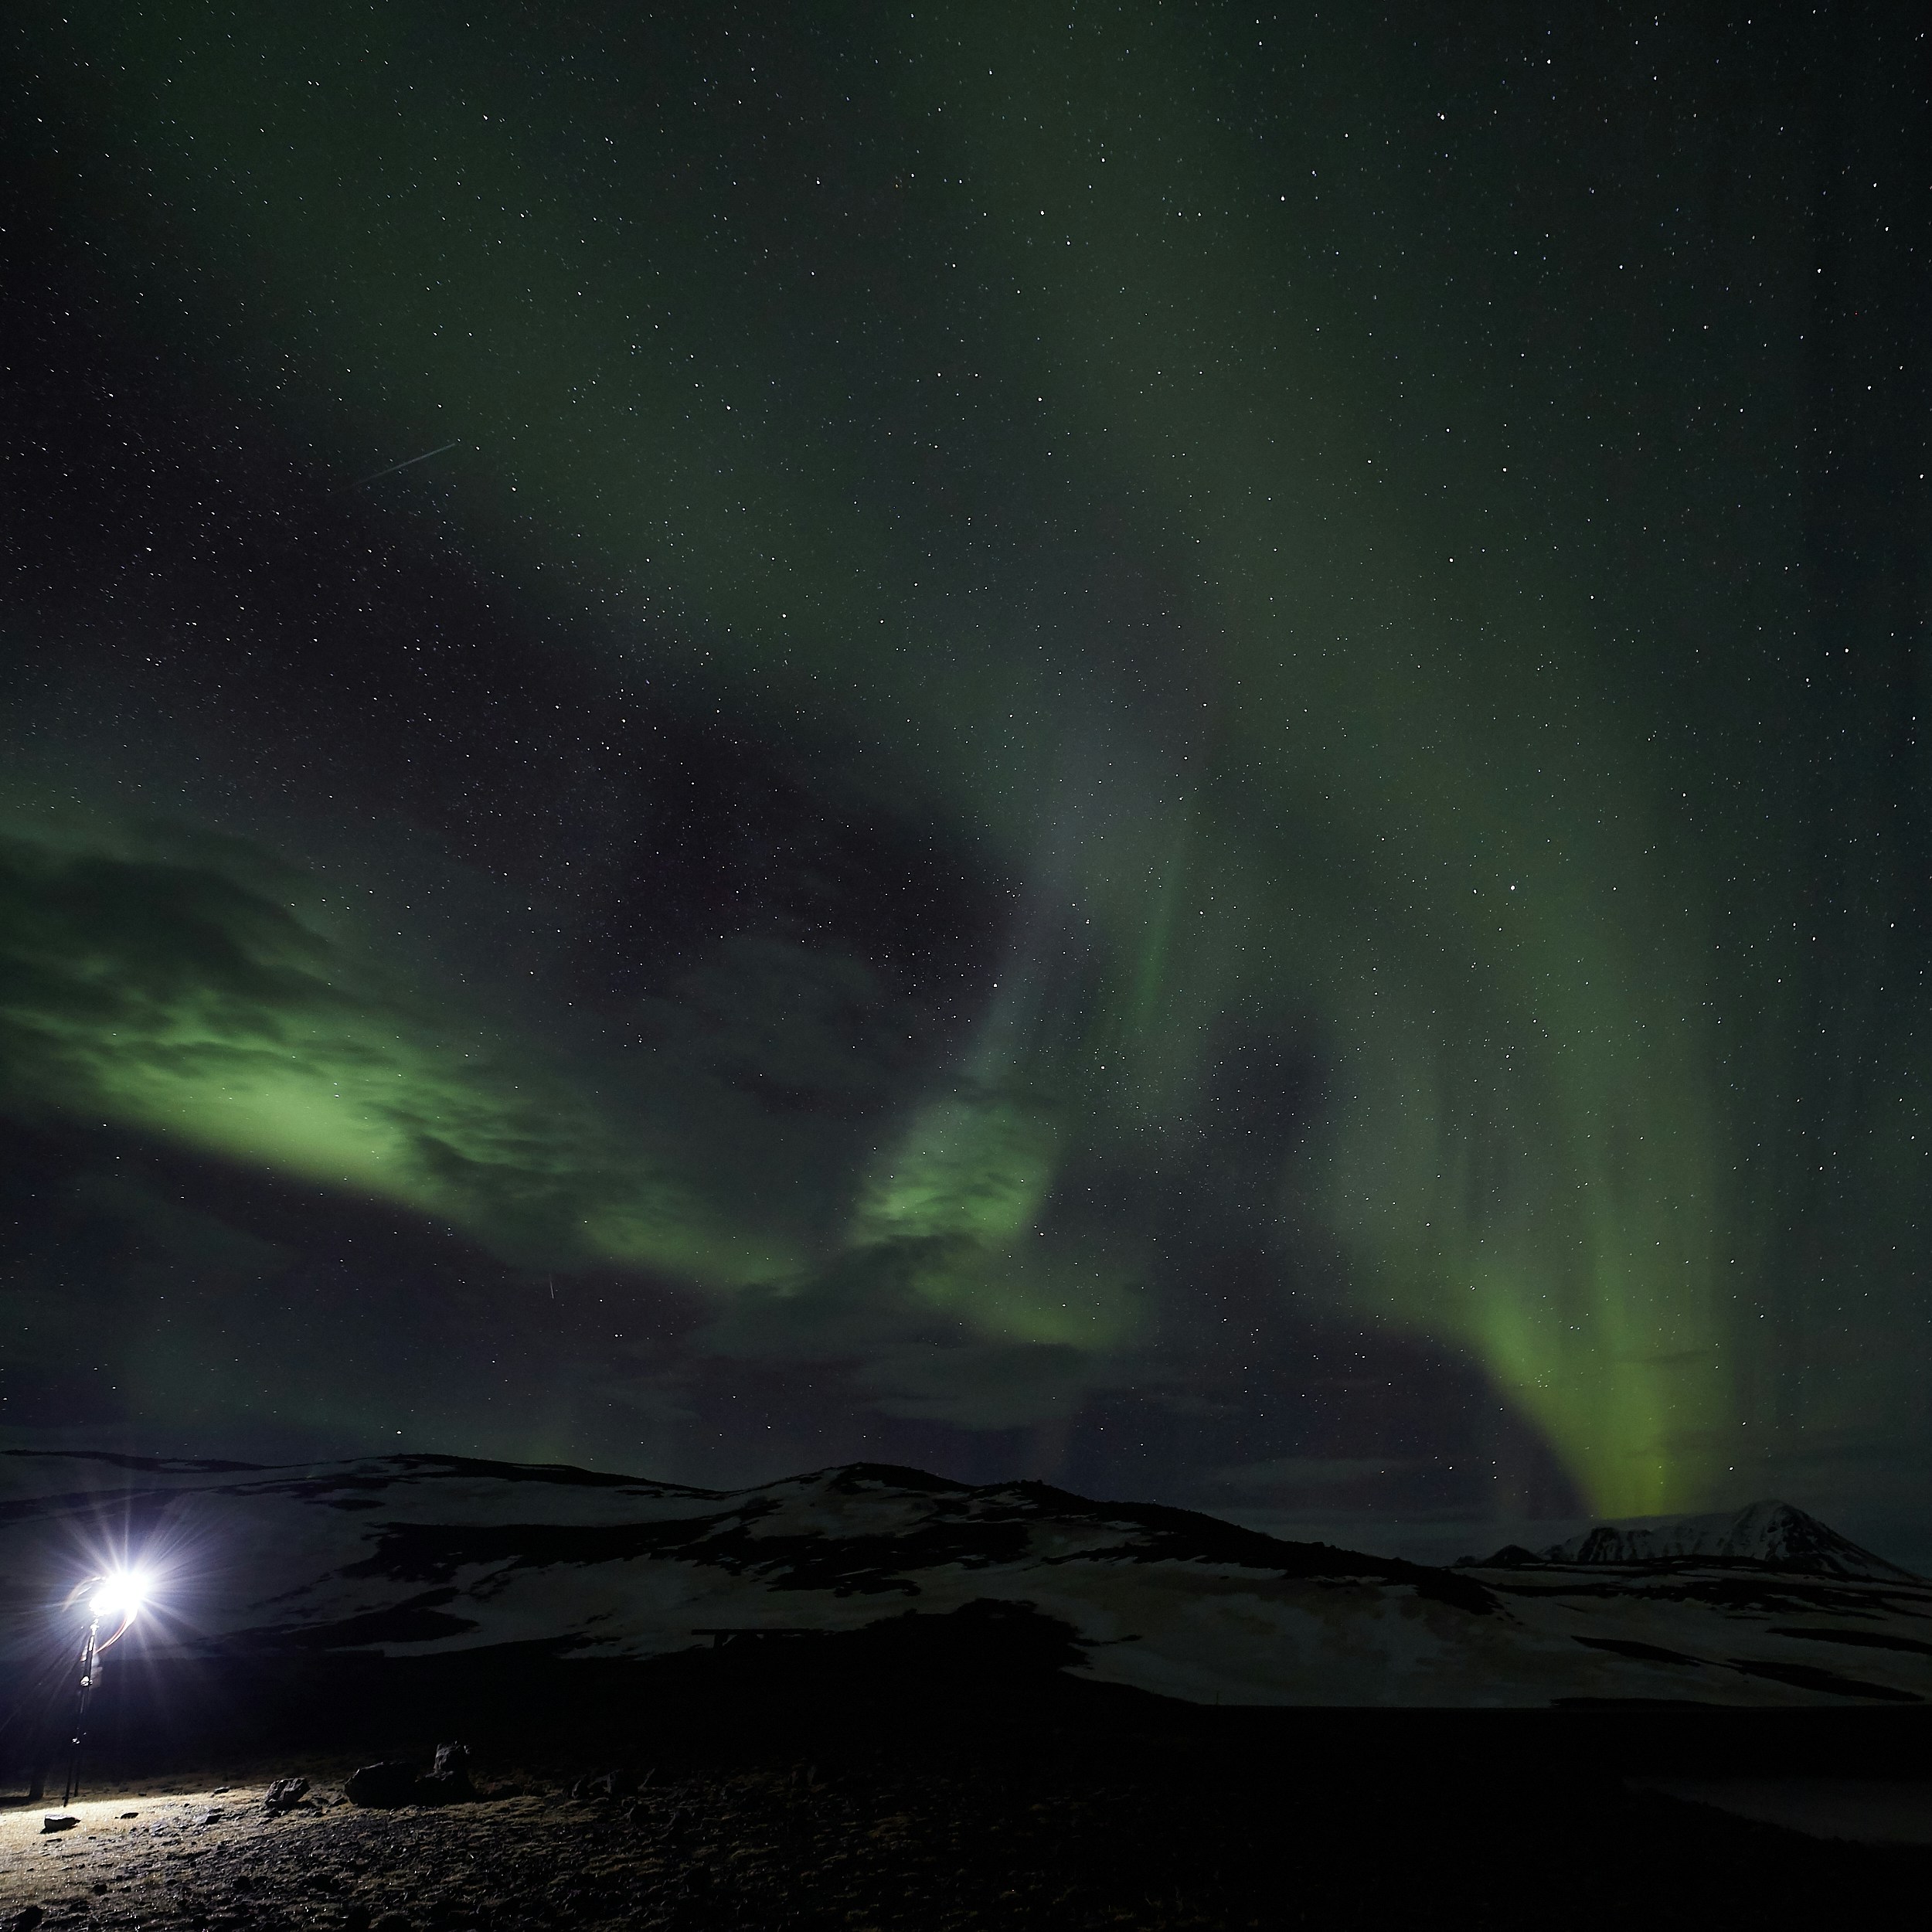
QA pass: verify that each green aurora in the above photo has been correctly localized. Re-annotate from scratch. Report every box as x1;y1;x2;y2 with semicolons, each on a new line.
5;5;1928;1531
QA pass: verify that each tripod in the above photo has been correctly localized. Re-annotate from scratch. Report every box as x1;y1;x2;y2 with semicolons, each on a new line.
55;1615;103;1808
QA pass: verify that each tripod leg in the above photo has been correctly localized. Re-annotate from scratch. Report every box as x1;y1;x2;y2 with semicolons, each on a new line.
60;1627;98;1808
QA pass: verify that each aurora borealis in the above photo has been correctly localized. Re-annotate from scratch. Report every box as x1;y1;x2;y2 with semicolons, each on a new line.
3;5;1927;1561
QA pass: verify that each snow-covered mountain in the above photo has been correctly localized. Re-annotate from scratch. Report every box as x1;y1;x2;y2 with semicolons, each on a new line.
2;1451;1929;1709
1481;1500;1917;1582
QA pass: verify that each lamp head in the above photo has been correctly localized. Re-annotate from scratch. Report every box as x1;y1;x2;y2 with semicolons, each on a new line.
88;1570;149;1622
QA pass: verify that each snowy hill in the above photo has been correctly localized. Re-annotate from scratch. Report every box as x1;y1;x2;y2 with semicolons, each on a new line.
2;1451;1930;1709
1481;1500;1917;1582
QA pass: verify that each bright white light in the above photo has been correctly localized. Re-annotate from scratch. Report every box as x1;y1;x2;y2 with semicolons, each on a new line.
88;1571;150;1621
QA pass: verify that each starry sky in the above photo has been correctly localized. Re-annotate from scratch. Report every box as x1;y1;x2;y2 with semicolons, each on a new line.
3;3;1928;1565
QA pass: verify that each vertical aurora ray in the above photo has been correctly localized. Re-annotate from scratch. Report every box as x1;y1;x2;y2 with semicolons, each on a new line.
871;9;1746;1511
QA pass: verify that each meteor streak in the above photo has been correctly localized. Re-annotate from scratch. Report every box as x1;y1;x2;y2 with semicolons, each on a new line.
352;438;461;486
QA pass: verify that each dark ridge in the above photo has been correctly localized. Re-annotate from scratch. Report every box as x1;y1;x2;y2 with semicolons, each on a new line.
335;1507;1035;1596
0;1484;189;1532
359;1453;707;1491
1;1446;722;1496
1726;1658;1923;1703
1571;1636;1702;1665
0;1447;263;1475
236;1454;712;1494
997;1492;1500;1613
1772;1626;1932;1657
1488;1573;1920;1615
1551;1697;1726;1710
223;1589;482;1651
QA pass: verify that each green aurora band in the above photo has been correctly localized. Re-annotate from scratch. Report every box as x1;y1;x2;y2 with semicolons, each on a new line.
10;5;1929;1516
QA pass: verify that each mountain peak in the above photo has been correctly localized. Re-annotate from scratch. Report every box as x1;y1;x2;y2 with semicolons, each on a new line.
1474;1499;1916;1580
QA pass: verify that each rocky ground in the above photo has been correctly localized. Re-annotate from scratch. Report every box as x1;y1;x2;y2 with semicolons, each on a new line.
6;1745;1932;1931
8;1761;1259;1932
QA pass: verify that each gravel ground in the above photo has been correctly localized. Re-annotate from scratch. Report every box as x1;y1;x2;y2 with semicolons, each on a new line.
0;1764;1260;1931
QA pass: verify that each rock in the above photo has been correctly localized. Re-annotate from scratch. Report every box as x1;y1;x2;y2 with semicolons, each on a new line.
263;1778;311;1814
40;1816;77;1834
12;1910;46;1932
417;1742;474;1806
345;1762;422;1809
341;1906;372;1932
118;1813;138;1821
370;1914;413;1932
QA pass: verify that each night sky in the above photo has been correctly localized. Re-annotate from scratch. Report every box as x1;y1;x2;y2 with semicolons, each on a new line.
3;5;1929;1566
